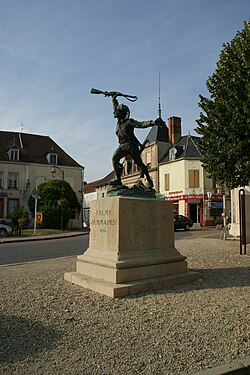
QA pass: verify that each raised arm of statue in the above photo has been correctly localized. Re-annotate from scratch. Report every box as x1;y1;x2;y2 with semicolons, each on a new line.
112;95;120;113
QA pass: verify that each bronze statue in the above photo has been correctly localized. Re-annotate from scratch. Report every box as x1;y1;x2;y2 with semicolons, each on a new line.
91;88;161;190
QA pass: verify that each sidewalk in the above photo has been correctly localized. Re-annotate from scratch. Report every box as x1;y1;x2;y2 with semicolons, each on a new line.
0;228;89;244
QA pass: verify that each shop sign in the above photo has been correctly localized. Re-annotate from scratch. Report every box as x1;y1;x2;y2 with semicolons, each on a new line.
168;190;183;195
186;195;203;200
211;202;223;208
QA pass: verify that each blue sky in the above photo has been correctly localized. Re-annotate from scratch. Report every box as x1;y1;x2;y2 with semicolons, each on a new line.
0;0;249;182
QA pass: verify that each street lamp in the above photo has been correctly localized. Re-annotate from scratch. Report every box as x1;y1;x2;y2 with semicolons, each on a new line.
51;166;65;231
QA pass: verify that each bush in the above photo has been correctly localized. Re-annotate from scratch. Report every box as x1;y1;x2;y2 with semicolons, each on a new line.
10;208;30;229
41;203;70;230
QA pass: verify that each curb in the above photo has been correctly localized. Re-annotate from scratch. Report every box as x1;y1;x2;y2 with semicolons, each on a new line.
0;230;89;244
193;358;250;375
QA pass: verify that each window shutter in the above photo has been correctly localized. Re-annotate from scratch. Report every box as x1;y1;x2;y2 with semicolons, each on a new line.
165;173;170;191
189;170;199;188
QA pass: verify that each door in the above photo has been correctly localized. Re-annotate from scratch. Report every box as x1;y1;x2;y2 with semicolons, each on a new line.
189;203;199;223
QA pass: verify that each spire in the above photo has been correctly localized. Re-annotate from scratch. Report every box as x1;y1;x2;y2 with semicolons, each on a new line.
158;70;162;118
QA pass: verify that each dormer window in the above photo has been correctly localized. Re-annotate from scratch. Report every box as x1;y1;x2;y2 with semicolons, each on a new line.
8;146;20;161
50;153;58;165
47;152;58;165
169;147;177;161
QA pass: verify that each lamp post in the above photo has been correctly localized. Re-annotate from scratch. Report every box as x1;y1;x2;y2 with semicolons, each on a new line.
32;187;41;235
51;166;65;231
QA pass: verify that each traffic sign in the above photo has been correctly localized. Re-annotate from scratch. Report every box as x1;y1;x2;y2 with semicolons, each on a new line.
36;212;43;224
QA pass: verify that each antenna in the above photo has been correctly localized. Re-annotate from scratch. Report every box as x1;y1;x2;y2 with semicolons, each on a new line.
158;70;162;119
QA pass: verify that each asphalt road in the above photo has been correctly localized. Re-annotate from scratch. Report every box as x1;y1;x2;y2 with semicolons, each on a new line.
0;234;89;266
0;227;221;266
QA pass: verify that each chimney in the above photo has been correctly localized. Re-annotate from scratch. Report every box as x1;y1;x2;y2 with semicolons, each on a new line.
168;116;181;145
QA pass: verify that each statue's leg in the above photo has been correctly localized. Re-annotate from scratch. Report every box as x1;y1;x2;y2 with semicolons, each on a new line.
140;164;154;189
130;145;154;189
111;147;127;185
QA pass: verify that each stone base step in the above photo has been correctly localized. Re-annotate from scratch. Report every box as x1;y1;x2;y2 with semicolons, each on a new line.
64;270;200;298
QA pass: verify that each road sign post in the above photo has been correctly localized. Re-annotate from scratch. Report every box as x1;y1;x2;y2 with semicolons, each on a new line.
32;188;41;235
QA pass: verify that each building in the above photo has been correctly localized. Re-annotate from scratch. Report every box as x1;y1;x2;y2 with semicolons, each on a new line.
230;185;250;242
0;131;84;228
158;123;230;225
121;115;229;225
83;171;114;227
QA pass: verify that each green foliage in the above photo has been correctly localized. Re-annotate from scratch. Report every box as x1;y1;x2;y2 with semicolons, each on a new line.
18;215;30;229
41;203;70;230
28;179;80;229
196;21;250;189
10;208;30;229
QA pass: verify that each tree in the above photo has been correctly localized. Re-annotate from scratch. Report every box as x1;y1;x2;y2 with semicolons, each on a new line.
28;179;81;230
196;21;250;189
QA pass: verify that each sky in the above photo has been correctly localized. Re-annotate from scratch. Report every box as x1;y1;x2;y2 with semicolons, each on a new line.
0;0;249;182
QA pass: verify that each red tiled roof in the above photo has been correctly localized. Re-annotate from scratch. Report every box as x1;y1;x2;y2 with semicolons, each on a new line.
96;171;114;187
84;171;114;193
83;179;101;193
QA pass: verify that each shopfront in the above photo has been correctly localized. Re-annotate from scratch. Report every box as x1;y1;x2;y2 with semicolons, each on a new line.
165;193;229;226
165;194;203;224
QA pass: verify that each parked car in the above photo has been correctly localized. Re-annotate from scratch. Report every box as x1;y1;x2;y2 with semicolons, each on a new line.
0;223;13;237
174;215;193;231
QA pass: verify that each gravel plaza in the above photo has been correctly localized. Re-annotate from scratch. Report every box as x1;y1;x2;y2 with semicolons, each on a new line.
0;227;249;375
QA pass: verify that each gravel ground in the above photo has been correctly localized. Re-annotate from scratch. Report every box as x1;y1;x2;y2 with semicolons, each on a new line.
0;233;249;375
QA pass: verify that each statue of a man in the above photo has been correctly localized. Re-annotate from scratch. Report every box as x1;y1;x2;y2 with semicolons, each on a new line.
110;93;161;189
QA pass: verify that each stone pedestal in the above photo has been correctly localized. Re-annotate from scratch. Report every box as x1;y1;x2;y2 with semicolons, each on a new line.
65;196;199;297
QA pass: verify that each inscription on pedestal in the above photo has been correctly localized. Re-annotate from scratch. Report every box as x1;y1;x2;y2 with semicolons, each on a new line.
90;209;118;233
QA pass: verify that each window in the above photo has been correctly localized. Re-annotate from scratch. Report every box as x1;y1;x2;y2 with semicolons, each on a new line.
47;152;58;165
164;173;170;191
8;173;18;189
146;152;152;168
189;170;199;188
173;201;179;214
50;153;58;165
0;172;3;188
127;160;132;175
7;199;18;216
169;147;177;161
8;148;19;161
